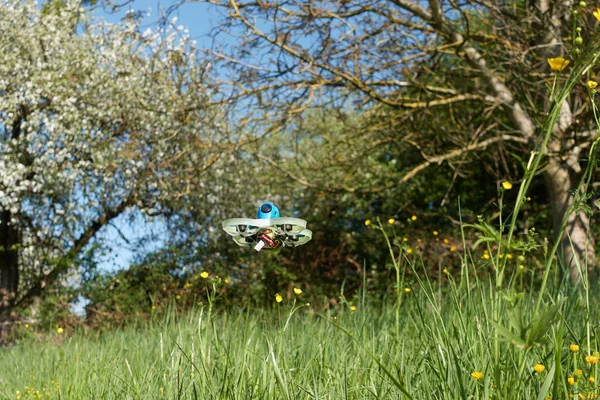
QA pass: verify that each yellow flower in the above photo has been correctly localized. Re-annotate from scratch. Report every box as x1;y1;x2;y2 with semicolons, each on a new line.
406;248;413;254
293;287;303;295
200;271;209;279
275;293;283;303
586;355;599;364
594;8;600;21
24;323;29;329
568;377;576;385
350;305;357;311
443;268;449;274
365;219;371;226
160;387;164;393
450;246;456;252
56;327;64;334
403;237;409;242
433;231;438;236
502;181;513;190
175;295;181;300
471;371;483;380
590;376;595;383
388;218;396;225
411;215;417;221
571;344;580;352
404;287;411;293
588;80;598;89
507;254;513;260
534;364;545;373
547;57;570;71
417;238;422;243
483;254;490;260
224;278;230;284
443;238;449;244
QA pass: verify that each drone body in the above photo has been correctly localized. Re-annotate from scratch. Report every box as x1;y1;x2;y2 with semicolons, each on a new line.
222;202;312;251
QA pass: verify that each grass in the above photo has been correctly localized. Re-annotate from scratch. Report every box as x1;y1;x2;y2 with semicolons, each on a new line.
1;264;599;399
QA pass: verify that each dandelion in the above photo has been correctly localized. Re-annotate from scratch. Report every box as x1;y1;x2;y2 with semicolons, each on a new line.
388;218;396;224
594;8;600;21
56;327;64;334
502;181;513;190
571;344;580;352
200;271;209;279
471;371;483;380
365;219;371;226
534;364;545;373
275;293;283;303
350;305;357;311
411;215;417;221
406;248;413;254
433;231;438;236
483;254;490;260
293;287;302;295
588;80;598;89
568;377;576;385
443;238;449;244
404;287;411;293
547;57;570;71
586;355;599;364
590;376;595;383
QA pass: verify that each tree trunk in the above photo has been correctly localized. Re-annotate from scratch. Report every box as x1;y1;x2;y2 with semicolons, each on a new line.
544;159;595;282
0;209;19;341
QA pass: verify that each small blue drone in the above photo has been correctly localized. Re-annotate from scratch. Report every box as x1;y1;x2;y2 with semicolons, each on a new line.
222;202;312;251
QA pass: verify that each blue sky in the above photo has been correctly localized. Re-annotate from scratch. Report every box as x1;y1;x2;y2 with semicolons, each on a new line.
95;1;219;271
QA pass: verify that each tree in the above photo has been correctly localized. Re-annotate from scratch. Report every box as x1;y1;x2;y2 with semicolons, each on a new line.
176;0;598;280
0;0;223;333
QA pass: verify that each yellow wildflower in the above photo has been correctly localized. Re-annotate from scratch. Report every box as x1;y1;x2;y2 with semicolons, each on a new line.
403;237;409;242
507;253;513;259
586;355;599;364
433;231;439;236
450;246;456;252
411;215;417;221
568;377;576;385
404;287;411;293
24;324;29;329
224;278;230;284
594;8;600;21
502;181;513;190
365;219;371;226
275;293;283;303
577;369;583;375
483;254;490;260
200;271;209;279
534;364;545;373
350;305;357;311
588;80;598;89
443;238;449;244
443;268;449;274
471;371;483;380
406;248;413;254
56;327;64;334
590;376;595;383
293;287;303;295
388;218;396;225
547;57;570;71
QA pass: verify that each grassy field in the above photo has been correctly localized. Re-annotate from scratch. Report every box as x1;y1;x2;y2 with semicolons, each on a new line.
1;259;598;400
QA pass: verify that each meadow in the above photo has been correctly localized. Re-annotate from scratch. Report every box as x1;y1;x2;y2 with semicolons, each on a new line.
1;253;598;400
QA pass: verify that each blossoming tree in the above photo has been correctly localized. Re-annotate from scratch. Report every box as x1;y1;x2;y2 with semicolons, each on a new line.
175;0;598;281
0;0;224;330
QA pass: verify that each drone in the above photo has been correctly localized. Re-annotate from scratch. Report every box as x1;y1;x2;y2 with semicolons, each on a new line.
222;202;312;251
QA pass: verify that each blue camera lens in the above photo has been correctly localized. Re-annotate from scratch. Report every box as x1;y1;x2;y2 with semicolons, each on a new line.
261;203;272;213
